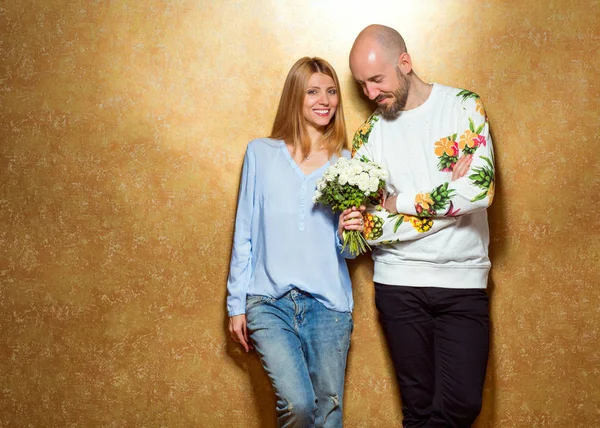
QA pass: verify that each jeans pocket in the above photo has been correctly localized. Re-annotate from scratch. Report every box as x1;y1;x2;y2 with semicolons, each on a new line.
246;294;268;311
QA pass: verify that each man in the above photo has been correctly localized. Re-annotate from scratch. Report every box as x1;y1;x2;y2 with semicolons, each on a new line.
349;25;495;427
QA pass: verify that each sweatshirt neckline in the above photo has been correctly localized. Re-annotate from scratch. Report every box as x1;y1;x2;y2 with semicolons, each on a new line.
391;82;438;120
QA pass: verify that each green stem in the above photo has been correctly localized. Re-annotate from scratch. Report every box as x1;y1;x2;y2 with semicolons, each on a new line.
342;230;371;256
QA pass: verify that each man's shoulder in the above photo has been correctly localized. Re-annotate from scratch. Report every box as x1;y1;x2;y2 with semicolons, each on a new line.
351;113;381;156
432;84;487;122
355;112;381;131
435;84;484;109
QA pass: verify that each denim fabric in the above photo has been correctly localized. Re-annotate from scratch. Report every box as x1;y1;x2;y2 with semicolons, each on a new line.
246;289;353;428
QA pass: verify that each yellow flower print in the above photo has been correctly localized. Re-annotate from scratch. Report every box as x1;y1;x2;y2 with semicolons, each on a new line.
358;122;371;135
415;193;434;210
434;137;458;157
404;215;433;233
476;98;487;118
417;218;433;232
352;135;364;157
404;215;419;226
458;130;478;150
352;115;379;157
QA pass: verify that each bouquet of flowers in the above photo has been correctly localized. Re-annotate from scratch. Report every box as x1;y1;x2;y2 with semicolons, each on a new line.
313;157;388;256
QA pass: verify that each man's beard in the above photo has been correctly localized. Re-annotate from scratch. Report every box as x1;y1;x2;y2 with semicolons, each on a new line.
376;68;410;120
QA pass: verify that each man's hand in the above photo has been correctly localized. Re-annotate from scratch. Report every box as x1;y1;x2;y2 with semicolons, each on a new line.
384;195;398;213
229;314;253;352
452;155;473;181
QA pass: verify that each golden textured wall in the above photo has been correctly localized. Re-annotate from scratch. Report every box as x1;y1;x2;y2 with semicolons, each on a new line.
1;0;599;426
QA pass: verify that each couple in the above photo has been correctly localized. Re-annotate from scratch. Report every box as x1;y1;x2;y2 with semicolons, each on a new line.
227;25;495;428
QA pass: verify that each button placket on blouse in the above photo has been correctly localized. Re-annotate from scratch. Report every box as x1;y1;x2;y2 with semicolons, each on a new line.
298;178;307;231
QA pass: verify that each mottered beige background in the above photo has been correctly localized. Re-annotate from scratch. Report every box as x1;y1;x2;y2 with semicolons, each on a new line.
1;0;599;426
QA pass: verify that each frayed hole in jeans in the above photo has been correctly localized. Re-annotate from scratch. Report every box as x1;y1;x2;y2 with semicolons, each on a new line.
322;394;339;424
330;394;339;408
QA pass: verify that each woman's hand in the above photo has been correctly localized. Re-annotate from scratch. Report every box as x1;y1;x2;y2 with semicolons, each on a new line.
338;205;366;239
229;314;253;352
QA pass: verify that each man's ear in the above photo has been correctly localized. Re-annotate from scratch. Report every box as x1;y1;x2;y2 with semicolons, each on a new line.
397;52;413;74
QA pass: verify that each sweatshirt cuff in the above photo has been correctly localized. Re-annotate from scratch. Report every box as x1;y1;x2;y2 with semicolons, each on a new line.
395;194;417;215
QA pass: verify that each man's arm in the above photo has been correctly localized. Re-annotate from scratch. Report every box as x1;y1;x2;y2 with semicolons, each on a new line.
352;115;457;246
363;205;456;245
389;94;495;218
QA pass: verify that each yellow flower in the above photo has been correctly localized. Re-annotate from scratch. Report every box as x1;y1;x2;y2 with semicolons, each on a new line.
458;130;477;150
476;98;486;118
352;134;364;155
487;181;495;204
417;218;433;232
434;137;457;157
358;122;371;135
415;193;434;210
403;215;433;233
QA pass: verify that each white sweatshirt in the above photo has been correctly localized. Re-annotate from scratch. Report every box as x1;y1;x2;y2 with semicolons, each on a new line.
353;83;495;289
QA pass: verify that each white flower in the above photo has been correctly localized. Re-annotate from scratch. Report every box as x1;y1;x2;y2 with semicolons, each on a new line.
356;172;369;192
312;157;387;206
313;190;322;203
338;172;349;185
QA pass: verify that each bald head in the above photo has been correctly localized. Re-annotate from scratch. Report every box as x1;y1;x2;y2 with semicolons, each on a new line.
349;25;414;117
351;25;407;65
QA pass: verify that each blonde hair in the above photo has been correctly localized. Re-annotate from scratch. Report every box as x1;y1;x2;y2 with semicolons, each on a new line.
270;57;347;158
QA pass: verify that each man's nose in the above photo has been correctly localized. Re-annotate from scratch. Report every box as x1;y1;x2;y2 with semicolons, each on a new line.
365;84;379;101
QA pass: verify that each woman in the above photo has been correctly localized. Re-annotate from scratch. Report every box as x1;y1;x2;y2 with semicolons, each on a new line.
227;57;364;428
